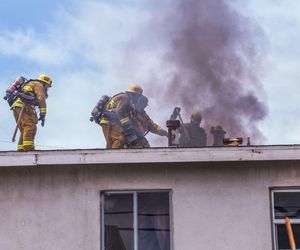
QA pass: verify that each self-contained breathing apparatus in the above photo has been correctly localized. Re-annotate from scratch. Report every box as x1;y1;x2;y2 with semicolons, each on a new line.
4;76;37;106
90;95;111;123
4;76;27;106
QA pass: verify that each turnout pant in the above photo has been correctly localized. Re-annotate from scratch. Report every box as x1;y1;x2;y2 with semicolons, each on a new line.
101;123;125;149
13;106;38;151
101;123;147;149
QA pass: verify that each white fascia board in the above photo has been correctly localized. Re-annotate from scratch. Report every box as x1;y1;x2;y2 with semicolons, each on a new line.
0;152;37;167
0;145;300;167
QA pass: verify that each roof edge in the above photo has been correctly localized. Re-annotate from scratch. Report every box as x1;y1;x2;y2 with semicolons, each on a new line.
1;145;300;167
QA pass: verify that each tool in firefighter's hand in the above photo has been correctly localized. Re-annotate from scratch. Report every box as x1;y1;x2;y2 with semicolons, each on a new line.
285;217;296;250
170;107;181;120
176;108;190;141
12;104;26;142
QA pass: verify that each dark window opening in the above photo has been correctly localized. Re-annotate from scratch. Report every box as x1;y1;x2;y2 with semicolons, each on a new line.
274;192;300;219
276;224;300;249
103;191;171;250
138;192;170;250
104;193;134;250
271;190;300;250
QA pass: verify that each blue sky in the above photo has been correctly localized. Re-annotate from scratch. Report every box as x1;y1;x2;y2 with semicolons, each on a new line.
0;1;68;29
0;0;299;150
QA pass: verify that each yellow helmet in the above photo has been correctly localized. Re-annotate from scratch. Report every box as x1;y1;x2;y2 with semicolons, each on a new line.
38;74;52;87
127;84;143;94
210;124;226;133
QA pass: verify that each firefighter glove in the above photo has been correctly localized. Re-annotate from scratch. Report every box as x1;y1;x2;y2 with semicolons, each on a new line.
39;113;46;127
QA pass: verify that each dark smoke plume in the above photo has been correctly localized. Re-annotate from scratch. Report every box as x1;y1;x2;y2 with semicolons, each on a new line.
143;0;268;144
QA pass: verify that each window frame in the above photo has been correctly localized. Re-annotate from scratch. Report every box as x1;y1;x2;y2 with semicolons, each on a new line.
270;187;300;250
100;189;173;250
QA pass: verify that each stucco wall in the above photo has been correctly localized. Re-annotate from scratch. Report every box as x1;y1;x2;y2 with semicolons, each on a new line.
0;161;299;250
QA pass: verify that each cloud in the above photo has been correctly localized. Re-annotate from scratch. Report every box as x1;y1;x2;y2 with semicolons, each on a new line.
0;0;300;150
0;29;72;68
0;0;157;150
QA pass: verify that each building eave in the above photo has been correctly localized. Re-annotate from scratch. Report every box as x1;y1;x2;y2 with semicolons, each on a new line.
1;145;300;167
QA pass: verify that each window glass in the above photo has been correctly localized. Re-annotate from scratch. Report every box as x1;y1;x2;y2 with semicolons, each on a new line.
274;192;300;219
104;193;134;250
138;192;170;250
276;224;300;249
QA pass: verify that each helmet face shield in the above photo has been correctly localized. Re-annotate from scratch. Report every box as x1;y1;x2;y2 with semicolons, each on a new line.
45;87;49;98
135;95;148;111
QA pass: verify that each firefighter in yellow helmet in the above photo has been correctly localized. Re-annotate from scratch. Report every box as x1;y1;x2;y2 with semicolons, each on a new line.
132;95;168;148
210;124;226;146
99;84;145;149
179;111;207;147
11;74;52;151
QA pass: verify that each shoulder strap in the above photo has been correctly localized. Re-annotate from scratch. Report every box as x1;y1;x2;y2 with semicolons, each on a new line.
22;79;36;87
106;92;128;107
19;79;31;91
25;79;36;83
110;92;125;100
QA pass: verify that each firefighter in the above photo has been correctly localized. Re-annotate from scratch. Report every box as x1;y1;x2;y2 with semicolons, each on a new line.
132;95;168;148
210;124;226;146
99;84;146;149
11;74;52;151
179;111;207;147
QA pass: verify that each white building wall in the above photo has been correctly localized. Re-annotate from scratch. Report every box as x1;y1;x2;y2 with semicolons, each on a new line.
0;160;299;250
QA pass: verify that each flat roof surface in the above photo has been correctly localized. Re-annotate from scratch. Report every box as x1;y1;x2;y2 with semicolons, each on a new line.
1;145;300;167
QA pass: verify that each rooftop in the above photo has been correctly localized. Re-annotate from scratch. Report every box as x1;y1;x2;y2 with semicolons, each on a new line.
1;144;300;167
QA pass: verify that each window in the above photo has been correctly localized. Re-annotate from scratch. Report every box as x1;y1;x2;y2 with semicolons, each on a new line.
101;190;172;250
271;189;300;249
